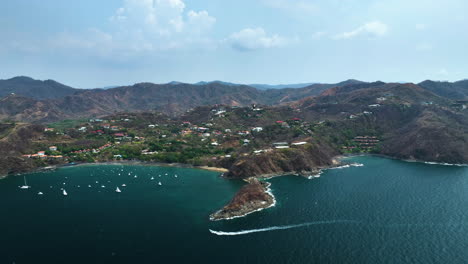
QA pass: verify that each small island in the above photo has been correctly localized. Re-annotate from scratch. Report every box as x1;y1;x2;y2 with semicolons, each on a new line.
210;178;275;221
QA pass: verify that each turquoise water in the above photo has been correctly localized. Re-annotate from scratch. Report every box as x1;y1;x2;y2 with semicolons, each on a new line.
1;157;468;263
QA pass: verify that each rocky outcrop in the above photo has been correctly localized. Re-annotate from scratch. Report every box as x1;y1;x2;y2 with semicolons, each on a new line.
225;143;339;179
210;178;274;221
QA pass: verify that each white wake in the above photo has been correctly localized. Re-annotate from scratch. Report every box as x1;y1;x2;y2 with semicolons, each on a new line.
209;220;360;236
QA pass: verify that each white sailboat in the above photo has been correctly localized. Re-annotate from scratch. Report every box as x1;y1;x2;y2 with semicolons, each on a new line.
158;182;162;186
63;189;68;196
150;176;154;180
115;187;121;193
19;176;31;189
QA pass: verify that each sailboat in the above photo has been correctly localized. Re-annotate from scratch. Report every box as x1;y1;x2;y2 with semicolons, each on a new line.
19;176;31;189
158;182;162;186
150;176;154;180
63;189;68;196
115;187;121;193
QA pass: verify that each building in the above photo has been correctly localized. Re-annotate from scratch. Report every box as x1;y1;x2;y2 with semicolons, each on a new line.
252;127;263;132
291;142;307;146
49;146;58;151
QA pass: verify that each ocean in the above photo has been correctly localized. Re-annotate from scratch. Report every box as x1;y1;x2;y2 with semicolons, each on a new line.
1;156;468;263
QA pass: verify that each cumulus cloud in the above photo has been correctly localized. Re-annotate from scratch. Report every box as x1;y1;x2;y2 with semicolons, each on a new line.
227;27;288;51
333;21;388;40
49;0;217;59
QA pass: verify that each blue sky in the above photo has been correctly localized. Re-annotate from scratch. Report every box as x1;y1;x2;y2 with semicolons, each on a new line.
0;0;467;88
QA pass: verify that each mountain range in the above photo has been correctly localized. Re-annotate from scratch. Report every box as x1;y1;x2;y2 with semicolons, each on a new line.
0;76;467;123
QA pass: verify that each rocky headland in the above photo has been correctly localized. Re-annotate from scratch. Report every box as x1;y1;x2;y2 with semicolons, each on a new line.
210;178;275;221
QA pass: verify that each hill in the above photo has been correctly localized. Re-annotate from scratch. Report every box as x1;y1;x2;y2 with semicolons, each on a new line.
418;80;468;100
0;76;80;100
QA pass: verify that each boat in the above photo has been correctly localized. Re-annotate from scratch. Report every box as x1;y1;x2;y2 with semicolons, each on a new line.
38;192;43;195
88;185;92;188
150;177;154;180
19;176;31;189
63;189;68;196
116;187;121;193
101;185;106;188
158;182;162;186
314;174;321;178
174;174;178;178
134;175;138;178
122;184;126;187
165;173;168;176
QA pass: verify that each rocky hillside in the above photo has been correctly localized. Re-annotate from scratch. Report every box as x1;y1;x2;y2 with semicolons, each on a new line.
0;123;45;176
225;143;339;178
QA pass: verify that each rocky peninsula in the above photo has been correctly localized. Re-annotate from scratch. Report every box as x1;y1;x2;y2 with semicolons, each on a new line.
210;178;275;221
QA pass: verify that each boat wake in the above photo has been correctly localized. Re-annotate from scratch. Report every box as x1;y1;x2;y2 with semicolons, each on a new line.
209;220;360;236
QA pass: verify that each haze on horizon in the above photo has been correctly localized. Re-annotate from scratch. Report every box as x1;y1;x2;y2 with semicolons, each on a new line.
0;0;467;88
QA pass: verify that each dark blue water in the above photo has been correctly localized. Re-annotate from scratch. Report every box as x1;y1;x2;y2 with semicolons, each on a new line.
1;157;468;263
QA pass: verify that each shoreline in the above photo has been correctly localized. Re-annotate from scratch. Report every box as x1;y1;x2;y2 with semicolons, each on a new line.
337;153;468;167
0;160;229;180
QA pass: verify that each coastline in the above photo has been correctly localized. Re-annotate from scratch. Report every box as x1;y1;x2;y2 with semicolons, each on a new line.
0;160;229;180
337;153;468;167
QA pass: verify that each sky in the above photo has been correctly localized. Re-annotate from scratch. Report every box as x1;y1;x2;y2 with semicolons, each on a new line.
0;0;467;88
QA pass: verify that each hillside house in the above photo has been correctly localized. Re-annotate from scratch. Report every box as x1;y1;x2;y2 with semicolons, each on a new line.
49;146;58;151
291;142;307;146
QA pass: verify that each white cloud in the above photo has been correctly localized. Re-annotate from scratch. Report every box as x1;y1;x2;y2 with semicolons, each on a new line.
48;0;217;59
333;21;388;40
109;0;215;37
227;27;288;51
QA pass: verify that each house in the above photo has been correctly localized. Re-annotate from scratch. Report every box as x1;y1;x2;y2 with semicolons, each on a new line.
78;127;87;132
110;126;119;131
102;124;111;129
44;128;55;132
275;146;290;149
148;124;157;128
273;142;288;148
291;142;307;146
276;120;284;124
252;127;263;132
243;139;250;145
37;151;46;156
49;146;58;151
113;155;123;159
211;142;219;146
368;104;381;108
202;133;211;137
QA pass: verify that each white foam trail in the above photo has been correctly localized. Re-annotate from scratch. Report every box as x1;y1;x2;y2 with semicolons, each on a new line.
209;220;359;236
